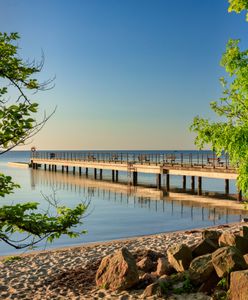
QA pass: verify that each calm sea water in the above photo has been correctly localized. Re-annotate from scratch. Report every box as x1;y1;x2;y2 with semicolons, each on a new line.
0;150;247;256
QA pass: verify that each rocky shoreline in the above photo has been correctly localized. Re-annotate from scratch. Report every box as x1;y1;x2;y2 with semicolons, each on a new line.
0;222;246;299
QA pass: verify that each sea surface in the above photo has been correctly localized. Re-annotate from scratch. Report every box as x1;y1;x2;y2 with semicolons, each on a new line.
0;150;247;256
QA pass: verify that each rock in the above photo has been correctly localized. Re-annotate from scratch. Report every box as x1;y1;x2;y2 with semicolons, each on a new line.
95;247;139;291
136;272;157;289
143;282;162;298
212;246;247;278
212;290;227;300
156;257;174;276
219;232;248;254
188;254;214;285
136;256;154;272
158;274;168;282
192;238;218;257
241;226;248;238
134;248;162;262
202;230;222;243
167;294;211;300
218;231;236;247
243;253;248;265
167;244;192;272
229;270;248;300
198;271;219;294
235;236;248;255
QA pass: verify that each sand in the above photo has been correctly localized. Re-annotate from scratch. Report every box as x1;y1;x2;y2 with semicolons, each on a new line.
0;222;244;299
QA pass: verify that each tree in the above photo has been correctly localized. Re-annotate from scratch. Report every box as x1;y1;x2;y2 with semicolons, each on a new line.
228;0;248;21
190;2;248;195
0;32;87;249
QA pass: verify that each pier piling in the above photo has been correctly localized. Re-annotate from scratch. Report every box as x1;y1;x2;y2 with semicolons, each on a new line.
191;176;195;191
156;174;161;189
183;175;186;190
225;179;229;194
133;172;138;186
166;174;170;191
198;177;202;195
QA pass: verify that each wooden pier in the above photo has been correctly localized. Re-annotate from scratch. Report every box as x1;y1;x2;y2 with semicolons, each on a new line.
31;151;241;200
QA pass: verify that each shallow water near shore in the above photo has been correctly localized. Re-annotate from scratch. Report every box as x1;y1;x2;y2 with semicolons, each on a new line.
0;150;247;256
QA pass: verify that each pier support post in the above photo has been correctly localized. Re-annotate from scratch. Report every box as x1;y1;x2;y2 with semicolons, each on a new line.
183;175;186;190
191;176;195;191
133;172;138;186
86;168;88;177
35;163;38;169
62;166;64;173
79;167;81;176
66;166;69;173
100;169;103;180
49;164;51;171
112;170;115;182
238;189;242;202
116;171;119;182
73;166;75;175
166;174;170;191
44;164;47;171
198;177;202;195
52;165;54;171
54;165;57;172
94;168;97;179
156;174;161;189
225;179;229;194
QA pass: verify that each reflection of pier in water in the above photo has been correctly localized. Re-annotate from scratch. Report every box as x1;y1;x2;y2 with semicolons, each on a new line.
30;169;246;223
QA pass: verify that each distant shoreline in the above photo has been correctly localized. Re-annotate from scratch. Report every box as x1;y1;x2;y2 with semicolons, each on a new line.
7;162;30;168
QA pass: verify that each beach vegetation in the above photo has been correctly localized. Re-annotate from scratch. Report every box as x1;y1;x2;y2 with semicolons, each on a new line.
191;1;248;196
3;255;22;264
0;32;88;249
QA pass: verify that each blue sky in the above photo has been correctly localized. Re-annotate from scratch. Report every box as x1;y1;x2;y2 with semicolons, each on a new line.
0;0;247;150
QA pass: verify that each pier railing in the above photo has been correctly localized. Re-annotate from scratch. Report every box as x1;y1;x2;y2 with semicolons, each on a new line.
31;151;233;169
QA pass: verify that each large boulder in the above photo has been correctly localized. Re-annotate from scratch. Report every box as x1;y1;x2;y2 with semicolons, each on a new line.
136;256;154;272
95;247;139;291
156;257;174;276
198;271;219;295
192;238;218;257
235;236;248;255
218;231;236;247
219;232;248;254
202;230;222;244
243;253;248;265
167;244;192;272
188;253;214;285
134;248;162;262
212;246;247;278
143;282;162;298
241;226;248;238
229;270;248;300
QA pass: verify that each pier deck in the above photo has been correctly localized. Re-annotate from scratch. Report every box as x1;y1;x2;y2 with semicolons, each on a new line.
30;151;240;199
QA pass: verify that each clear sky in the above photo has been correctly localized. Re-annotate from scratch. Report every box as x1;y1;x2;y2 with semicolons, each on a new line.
0;0;247;150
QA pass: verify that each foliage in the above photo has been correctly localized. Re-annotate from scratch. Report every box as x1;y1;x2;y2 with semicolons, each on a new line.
172;274;193;294
228;0;248;21
217;277;228;290
0;32;88;249
3;255;21;264
191;4;248;195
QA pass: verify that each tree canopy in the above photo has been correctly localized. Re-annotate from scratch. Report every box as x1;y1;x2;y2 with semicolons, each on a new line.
191;1;248;195
228;0;248;21
0;32;87;249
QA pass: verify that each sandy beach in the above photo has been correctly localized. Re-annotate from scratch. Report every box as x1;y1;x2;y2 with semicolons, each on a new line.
0;222;245;300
